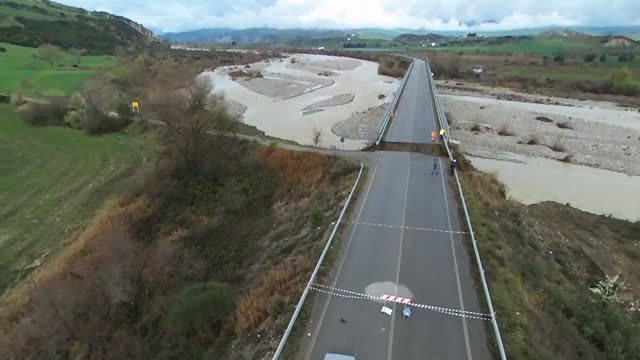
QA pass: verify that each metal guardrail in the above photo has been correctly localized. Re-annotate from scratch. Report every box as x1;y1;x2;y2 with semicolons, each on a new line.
272;162;365;360
425;59;508;360
375;60;414;145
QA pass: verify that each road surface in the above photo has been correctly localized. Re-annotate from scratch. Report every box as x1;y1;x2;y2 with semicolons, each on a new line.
295;58;493;359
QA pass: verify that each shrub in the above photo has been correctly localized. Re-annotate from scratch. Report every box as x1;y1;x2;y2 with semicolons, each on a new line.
470;123;482;132
0;47;6;53
19;99;69;127
557;122;573;130
549;137;566;152
526;133;540;145
584;54;596;63
498;124;514;136
165;282;235;334
63;109;87;129
599;54;607;63
535;116;553;123
0;94;9;104
553;54;565;64
308;205;323;227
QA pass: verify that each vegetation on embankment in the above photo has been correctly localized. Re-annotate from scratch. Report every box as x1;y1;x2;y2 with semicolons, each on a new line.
0;80;359;358
0;103;154;297
457;165;640;359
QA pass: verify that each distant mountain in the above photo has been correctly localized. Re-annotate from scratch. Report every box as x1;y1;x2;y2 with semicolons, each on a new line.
393;33;447;45
0;0;158;54
161;28;346;44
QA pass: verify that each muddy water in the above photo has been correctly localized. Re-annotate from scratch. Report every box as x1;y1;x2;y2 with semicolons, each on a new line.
468;155;640;222
204;54;399;149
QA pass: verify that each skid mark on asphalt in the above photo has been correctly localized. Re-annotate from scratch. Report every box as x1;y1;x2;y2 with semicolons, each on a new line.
309;283;492;321
342;221;467;234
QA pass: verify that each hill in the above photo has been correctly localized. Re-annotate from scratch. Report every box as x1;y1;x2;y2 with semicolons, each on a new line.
0;0;157;54
161;27;345;44
393;33;447;45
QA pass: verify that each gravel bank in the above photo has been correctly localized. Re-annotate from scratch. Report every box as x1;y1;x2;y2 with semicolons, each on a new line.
331;104;386;142
441;83;640;176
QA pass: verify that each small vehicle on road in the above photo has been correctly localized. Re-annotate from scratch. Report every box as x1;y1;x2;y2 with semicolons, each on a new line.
324;353;356;360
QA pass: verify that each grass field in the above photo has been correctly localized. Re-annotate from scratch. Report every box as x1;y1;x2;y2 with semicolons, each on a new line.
0;104;155;297
0;42;114;95
429;37;594;55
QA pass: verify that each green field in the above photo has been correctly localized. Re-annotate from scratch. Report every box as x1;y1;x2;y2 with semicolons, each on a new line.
0;42;114;95
420;36;604;56
0;104;155;296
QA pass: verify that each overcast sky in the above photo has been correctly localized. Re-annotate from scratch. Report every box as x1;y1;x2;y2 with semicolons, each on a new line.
59;0;640;33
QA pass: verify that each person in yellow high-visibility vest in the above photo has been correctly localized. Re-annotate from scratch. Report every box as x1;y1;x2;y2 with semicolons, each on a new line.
439;128;445;141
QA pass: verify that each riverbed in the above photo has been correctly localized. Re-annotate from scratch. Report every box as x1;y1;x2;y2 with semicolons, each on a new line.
204;54;399;149
469;155;640;222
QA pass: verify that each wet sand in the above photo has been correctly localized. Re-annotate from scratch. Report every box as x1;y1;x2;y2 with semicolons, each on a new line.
204;54;399;149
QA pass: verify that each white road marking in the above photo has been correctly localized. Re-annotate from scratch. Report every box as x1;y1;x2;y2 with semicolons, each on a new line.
387;156;412;360
439;159;473;360
304;161;380;360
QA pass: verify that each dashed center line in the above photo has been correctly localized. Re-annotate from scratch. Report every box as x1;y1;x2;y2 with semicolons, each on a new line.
342;221;467;234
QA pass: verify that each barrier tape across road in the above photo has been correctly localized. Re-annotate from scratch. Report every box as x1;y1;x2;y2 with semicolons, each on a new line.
309;283;492;321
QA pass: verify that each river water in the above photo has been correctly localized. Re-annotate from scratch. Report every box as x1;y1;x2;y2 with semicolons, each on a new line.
468;155;640;222
204;54;399;149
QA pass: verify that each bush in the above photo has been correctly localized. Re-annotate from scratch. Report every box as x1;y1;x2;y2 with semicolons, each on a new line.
599;54;607;63
618;53;635;62
165;282;235;334
526;133;540;145
498;124;514;136
83;104;132;134
19;100;69;127
470;123;481;132
308;205;323;227
549;136;566;152
63;109;87;129
584;54;596;63
557;122;573;130
553;54;565;64
0;94;9;104
0;47;6;53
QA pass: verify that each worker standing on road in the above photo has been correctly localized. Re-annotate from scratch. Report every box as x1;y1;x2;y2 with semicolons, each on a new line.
439;128;446;141
431;158;439;175
450;158;457;175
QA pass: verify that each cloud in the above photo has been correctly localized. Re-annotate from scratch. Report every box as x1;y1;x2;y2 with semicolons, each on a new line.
57;0;640;33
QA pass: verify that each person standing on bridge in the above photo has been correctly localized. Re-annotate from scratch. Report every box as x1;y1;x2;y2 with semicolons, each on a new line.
431;158;439;175
450;158;457;175
439;128;446;141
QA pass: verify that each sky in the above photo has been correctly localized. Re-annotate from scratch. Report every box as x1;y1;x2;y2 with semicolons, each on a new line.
58;0;640;33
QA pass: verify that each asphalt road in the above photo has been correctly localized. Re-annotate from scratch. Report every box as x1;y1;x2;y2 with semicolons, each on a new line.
295;58;493;360
386;58;436;144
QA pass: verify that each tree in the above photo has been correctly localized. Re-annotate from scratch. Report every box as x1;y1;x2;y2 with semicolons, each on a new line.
599;53;607;63
36;44;61;68
612;67;635;95
311;127;323;147
152;76;238;176
584;54;596;63
552;54;565;64
69;48;86;65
